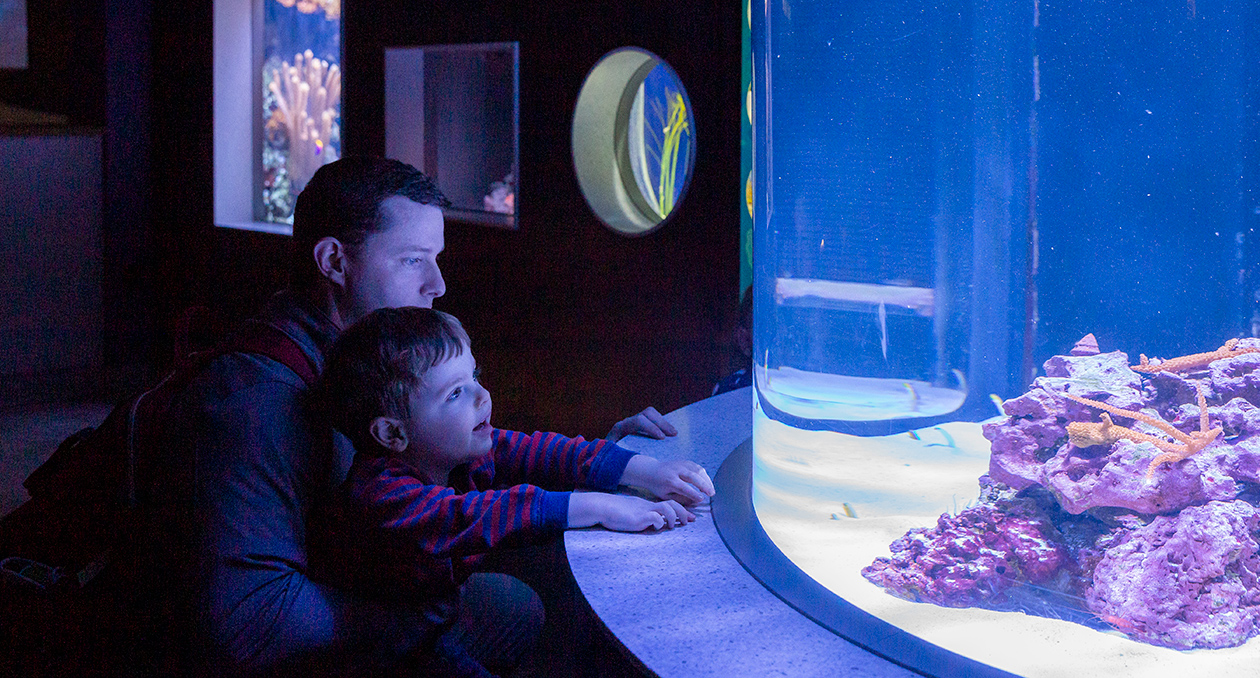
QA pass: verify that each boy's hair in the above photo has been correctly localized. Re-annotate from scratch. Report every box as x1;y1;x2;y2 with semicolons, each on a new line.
291;156;452;290
315;306;470;454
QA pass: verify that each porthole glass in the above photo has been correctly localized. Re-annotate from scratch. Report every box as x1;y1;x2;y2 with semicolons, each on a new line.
572;48;696;235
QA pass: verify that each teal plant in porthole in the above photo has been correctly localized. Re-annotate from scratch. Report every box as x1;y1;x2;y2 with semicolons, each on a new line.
628;65;693;220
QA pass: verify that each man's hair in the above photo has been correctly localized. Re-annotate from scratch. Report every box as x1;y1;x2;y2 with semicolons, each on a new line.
291;156;451;289
314;306;470;454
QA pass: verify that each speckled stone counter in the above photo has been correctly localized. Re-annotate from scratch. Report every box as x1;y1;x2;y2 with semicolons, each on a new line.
564;387;916;678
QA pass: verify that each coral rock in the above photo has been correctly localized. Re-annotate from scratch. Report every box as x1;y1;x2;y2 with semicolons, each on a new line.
1042;439;1234;515
1070;333;1100;356
863;503;1070;608
1086;500;1260;650
1210;352;1260;404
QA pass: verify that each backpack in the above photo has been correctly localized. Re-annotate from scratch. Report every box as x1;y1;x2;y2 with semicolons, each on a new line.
0;311;318;594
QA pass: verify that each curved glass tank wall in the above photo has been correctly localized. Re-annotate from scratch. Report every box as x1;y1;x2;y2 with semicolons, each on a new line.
746;1;1260;676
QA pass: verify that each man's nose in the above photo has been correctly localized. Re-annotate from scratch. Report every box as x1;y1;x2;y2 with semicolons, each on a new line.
425;266;446;299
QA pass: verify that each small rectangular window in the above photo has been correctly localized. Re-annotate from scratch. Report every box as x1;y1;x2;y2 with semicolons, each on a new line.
215;0;342;233
261;0;342;225
0;0;28;69
385;43;520;229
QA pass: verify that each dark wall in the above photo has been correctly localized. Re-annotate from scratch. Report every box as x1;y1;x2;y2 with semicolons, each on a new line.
150;0;743;438
344;1;743;436
0;0;106;126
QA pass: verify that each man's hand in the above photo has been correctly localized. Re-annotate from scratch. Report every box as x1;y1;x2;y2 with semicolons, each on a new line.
619;455;715;506
568;492;695;532
606;406;678;443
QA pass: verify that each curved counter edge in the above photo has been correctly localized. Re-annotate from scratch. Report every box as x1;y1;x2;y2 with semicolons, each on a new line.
564;387;917;678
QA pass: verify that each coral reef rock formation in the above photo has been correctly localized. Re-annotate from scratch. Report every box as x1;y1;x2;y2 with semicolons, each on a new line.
1086;500;1260;650
869;337;1260;651
862;498;1070;609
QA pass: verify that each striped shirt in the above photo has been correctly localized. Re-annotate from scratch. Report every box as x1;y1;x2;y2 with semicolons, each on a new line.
311;428;636;603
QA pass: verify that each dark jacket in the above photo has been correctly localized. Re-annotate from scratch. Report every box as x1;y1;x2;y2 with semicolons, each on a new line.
159;291;443;675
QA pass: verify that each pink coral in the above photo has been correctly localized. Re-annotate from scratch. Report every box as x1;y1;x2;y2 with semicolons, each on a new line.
862;503;1069;608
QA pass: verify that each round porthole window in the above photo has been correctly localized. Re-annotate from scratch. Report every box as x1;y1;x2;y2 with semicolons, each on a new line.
572;48;697;235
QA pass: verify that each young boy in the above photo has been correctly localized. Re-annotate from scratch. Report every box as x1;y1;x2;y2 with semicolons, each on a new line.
309;306;714;676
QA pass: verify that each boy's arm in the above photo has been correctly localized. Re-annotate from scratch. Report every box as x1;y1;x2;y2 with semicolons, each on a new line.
354;458;572;557
618;454;715;506
567;492;695;531
489;429;636;492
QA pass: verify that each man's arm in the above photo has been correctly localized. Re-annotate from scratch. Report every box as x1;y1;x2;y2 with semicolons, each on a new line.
605;406;679;442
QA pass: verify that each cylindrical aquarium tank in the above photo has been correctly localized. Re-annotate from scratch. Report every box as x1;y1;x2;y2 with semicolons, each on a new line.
743;0;1260;675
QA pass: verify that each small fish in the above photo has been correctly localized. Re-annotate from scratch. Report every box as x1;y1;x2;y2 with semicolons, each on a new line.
842;503;858;518
921;426;957;449
1096;614;1139;635
903;382;920;412
989;393;1005;416
878;301;888;361
908;430;922;441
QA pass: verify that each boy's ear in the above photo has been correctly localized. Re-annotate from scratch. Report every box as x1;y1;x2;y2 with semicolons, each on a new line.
313;237;349;288
369;416;409;453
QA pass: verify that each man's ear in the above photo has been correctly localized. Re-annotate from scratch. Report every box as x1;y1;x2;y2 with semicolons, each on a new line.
369;416;409;453
313;237;349;288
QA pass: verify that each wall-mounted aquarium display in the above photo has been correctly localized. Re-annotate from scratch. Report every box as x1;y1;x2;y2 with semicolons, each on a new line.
385;43;519;229
261;0;342;224
213;0;340;233
572;47;695;235
737;0;1260;676
0;0;27;69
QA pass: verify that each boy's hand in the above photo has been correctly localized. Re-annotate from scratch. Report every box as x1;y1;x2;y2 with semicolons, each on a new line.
620;455;715;506
569;492;695;532
606;406;678;443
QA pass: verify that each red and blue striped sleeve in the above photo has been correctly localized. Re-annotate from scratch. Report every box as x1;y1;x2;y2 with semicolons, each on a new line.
349;457;570;557
485;429;637;492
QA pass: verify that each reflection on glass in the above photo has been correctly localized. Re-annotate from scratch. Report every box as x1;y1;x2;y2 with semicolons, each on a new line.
261;0;341;224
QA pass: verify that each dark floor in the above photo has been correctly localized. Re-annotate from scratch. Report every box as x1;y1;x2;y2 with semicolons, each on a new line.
0;402;647;678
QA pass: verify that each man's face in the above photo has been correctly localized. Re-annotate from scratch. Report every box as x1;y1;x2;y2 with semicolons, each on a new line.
402;349;494;480
341;196;446;324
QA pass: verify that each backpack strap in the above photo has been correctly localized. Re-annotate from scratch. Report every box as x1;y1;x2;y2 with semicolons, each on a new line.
229;320;319;387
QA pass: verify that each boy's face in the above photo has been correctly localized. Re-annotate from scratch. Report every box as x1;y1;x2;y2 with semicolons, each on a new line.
401;349;493;479
341;196;446;325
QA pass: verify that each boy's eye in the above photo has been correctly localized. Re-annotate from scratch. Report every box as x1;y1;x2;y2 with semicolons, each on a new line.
473;366;482;382
447;386;462;401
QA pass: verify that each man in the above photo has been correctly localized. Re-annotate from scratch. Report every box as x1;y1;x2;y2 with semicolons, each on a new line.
157;156;675;675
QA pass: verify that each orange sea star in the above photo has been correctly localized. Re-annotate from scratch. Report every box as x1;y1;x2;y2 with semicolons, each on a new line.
1060;389;1221;480
1132;338;1259;374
